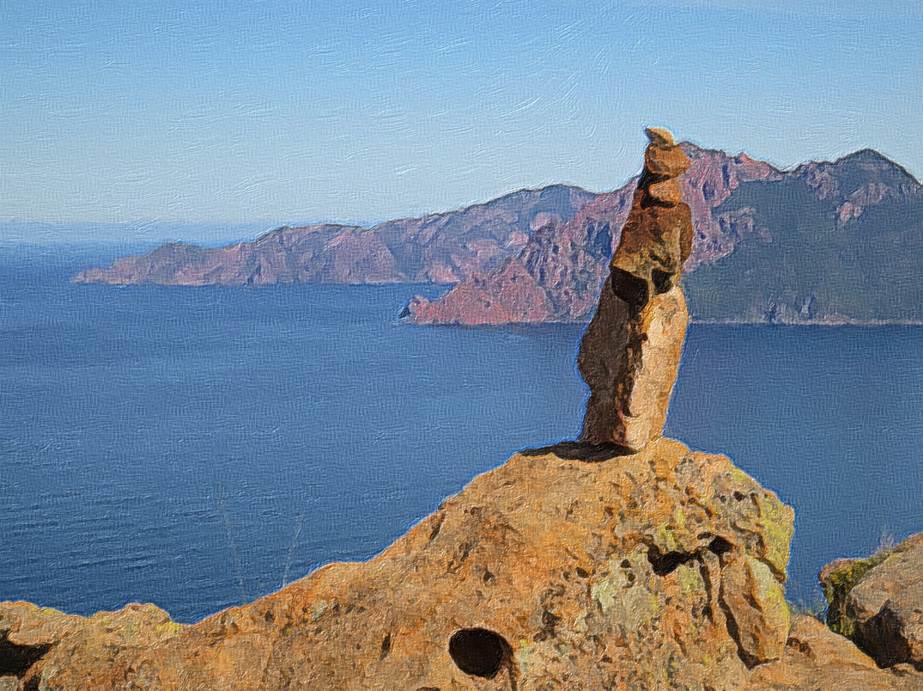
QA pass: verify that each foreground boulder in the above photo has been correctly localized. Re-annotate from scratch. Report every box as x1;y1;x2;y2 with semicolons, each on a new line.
578;128;693;450
5;441;920;689
4;438;796;689
0;602;182;688
821;532;923;670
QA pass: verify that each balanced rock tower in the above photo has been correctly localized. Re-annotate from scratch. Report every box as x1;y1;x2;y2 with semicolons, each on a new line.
579;127;692;450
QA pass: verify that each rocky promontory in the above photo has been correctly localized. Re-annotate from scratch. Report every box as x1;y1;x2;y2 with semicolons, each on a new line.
407;146;923;325
73;186;597;287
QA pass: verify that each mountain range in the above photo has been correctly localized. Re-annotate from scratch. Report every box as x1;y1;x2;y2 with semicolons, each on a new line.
73;186;596;287
74;144;923;324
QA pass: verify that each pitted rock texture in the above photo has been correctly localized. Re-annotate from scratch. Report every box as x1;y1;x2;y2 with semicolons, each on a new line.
0;602;183;685
821;532;923;671
2;438;796;690
578;128;693;450
3;440;921;689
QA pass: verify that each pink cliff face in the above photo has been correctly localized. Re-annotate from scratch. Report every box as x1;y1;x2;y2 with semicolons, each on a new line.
680;144;782;270
407;144;922;326
408;143;783;325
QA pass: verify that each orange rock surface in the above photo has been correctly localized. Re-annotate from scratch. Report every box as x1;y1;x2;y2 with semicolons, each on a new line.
5;438;796;689
4;438;918;688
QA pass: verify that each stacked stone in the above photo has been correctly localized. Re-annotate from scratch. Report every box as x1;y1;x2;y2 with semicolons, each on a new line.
579;127;693;451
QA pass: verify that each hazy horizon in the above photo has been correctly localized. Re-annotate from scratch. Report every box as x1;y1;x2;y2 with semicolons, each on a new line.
3;140;921;246
0;219;369;246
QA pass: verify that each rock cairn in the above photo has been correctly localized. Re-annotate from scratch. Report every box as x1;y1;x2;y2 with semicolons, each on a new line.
579;127;693;451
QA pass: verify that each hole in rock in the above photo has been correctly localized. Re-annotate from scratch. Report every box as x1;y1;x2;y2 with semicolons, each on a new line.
647;546;696;576
708;537;733;557
379;632;392;660
651;269;673;294
610;268;648;309
448;628;512;679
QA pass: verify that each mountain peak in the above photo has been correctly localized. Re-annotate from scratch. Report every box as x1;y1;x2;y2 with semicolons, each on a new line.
834;148;920;186
838;148;892;164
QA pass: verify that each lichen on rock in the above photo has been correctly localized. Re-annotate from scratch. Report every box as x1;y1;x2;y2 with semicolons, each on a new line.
2;438;802;689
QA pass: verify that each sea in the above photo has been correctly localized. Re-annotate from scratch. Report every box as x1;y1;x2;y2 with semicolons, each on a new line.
1;244;921;622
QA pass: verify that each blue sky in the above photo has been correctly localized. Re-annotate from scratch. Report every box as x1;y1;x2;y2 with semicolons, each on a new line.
1;0;921;237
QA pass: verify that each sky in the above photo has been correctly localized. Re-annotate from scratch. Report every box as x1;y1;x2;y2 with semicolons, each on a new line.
1;0;921;240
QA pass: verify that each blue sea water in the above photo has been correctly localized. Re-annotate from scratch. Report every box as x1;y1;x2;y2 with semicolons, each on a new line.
1;246;921;622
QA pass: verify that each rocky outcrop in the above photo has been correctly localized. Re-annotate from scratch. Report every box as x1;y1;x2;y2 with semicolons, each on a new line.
578;128;693;450
407;146;923;325
74;186;596;286
3;438;796;689
4;441;921;689
821;532;923;670
0;602;183;687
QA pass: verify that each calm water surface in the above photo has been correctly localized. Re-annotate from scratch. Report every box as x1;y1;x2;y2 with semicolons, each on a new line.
1;247;921;621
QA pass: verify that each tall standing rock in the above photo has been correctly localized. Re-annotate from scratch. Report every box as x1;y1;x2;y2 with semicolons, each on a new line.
579;127;693;450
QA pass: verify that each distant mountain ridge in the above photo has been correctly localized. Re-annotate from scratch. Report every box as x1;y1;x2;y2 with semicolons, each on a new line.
75;145;923;324
407;144;923;324
74;185;596;286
